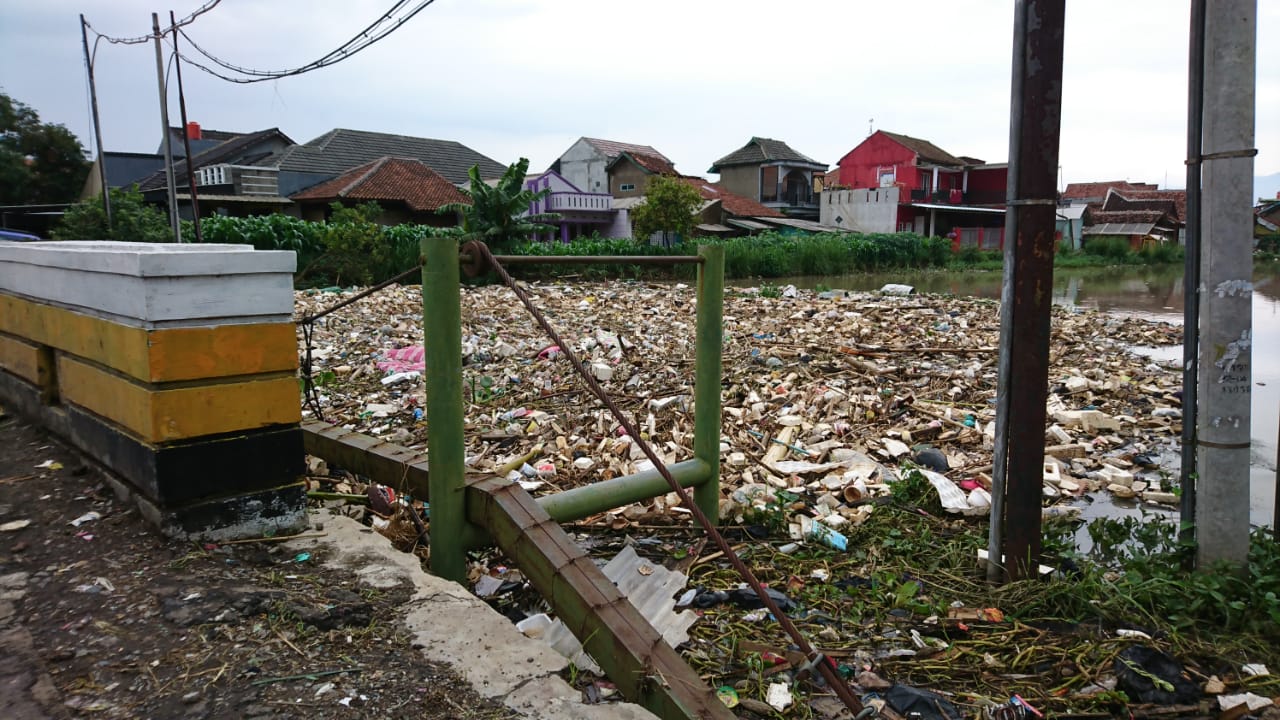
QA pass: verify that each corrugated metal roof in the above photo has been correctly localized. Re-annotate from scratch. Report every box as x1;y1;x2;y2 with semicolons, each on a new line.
726;218;773;231
1082;222;1156;235
533;545;696;674
696;223;734;233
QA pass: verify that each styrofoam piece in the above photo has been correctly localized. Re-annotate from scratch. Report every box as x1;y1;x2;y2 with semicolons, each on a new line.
0;241;295;326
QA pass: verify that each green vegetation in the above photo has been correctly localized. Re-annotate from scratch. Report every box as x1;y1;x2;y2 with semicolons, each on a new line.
629;174;703;244
1;92;90;205
686;492;1280;716
506;231;953;280
55;186;173;243
439;157;556;252
196;202;458;288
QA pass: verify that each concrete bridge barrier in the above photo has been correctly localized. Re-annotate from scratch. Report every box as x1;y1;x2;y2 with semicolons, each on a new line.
0;241;306;540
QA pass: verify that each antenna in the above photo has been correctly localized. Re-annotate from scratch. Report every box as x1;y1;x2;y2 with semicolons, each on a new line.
868;118;874;136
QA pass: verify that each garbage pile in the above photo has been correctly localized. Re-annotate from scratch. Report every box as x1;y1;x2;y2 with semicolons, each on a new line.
294;281;1280;718
294;280;1186;530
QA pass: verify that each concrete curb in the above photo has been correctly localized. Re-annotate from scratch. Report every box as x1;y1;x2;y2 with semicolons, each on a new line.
286;512;658;720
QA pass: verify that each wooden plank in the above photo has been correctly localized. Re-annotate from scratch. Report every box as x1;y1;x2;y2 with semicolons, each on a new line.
467;477;733;720
57;356;300;443
0;293;296;382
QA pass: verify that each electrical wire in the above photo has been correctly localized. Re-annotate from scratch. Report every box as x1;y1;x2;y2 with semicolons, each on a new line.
183;0;410;75
175;0;435;84
82;0;221;47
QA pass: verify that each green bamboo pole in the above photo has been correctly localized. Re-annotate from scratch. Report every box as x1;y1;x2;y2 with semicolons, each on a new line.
536;459;711;523
422;236;467;581
693;244;724;523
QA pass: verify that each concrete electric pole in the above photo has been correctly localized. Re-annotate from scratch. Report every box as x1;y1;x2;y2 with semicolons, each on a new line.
1195;0;1256;568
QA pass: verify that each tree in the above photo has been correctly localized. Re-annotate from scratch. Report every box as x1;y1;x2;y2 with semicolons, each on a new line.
54;186;173;242
439;157;558;251
631;175;704;245
0;92;91;205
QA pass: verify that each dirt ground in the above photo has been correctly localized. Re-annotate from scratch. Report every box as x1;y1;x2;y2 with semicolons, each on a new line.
0;407;519;720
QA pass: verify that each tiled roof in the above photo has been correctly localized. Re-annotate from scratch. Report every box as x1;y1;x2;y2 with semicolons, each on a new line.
678;177;784;218
266;129;506;185
708;137;824;172
160;126;247;157
879;131;964;166
1087;209;1168;225
1110;189;1187;223
581;137;670;162
138;128;293;191
608;151;678;176
1062;180;1158;201
289;157;468;211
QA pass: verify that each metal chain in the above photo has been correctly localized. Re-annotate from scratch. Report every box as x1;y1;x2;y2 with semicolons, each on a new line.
472;241;864;715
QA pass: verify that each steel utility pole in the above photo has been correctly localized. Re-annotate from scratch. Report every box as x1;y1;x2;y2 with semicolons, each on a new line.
1179;0;1206;557
989;0;1066;582
1195;0;1256;568
152;13;181;242
79;14;112;229
170;10;202;243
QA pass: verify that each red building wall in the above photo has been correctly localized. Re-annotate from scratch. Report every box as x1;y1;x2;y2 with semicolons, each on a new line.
836;133;919;191
965;167;1008;193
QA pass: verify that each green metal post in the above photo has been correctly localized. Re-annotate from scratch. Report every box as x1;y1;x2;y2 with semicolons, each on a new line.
422;236;467;582
693;244;724;522
537;459;711;523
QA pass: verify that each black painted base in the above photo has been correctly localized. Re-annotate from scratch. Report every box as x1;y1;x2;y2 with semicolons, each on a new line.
0;369;308;540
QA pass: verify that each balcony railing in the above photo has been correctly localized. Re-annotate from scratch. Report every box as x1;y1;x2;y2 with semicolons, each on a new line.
195;164;280;196
908;188;1006;206
546;192;612;212
761;183;816;207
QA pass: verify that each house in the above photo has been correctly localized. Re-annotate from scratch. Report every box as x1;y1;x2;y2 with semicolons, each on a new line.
267;129;507;196
136;127;296;218
289;157;469;226
708;137;826;220
1082;208;1179;249
80;151;166;200
1076;186;1187;245
607;151;679;198
524;169;628;241
1256;197;1280;245
822;130;1008;237
1061;180;1158;207
551;138;671;196
159;123;244;158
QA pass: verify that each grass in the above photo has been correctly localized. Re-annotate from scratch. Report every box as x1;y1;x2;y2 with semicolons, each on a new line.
680;474;1280;716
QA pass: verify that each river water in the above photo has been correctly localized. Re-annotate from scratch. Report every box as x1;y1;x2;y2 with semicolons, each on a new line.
735;265;1279;529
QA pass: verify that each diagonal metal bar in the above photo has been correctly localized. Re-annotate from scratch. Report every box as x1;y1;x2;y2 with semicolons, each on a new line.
470;241;863;715
467;476;733;720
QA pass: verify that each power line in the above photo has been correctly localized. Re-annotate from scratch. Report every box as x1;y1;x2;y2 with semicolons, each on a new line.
175;0;435;84
82;0;221;49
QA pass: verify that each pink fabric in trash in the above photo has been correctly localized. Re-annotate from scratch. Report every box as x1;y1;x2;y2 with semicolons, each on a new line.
377;346;426;373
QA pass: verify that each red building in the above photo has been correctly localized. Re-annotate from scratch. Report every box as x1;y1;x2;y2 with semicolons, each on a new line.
823;130;1007;238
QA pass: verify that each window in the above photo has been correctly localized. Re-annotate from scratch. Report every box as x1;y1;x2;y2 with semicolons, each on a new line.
620;183;635;191
878;167;895;188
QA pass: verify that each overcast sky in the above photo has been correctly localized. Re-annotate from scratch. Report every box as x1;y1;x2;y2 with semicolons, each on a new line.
2;0;1277;191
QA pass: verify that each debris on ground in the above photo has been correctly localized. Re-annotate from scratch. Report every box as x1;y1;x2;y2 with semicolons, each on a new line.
292;280;1263;718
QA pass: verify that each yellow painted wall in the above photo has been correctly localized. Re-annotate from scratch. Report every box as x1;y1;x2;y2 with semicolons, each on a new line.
57;356;301;443
0;293;296;382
